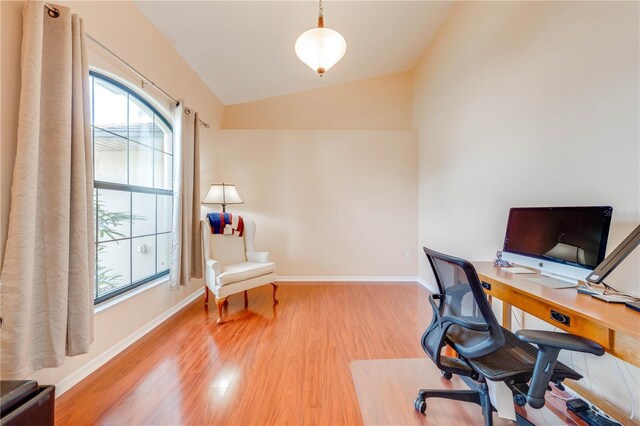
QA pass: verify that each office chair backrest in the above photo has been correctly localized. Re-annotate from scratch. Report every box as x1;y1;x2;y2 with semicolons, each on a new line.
424;247;505;359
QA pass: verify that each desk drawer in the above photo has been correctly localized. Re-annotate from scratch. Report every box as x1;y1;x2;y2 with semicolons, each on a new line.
482;280;611;349
537;306;610;349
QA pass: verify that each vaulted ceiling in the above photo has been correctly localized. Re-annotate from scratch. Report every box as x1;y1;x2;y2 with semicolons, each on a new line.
135;1;455;105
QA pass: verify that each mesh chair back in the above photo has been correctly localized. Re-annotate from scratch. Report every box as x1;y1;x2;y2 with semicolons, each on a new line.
423;247;505;359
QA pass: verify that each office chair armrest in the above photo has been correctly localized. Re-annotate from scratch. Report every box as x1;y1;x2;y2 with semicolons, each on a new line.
427;294;487;332
516;329;604;409
428;294;443;316
441;316;490;332
516;330;604;355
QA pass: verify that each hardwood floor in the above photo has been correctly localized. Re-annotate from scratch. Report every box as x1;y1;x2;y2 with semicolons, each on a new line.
55;283;579;425
56;283;431;425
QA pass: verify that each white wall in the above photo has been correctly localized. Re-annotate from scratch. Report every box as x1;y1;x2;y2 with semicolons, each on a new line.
413;1;639;418
1;0;223;391
216;129;419;278
413;1;639;290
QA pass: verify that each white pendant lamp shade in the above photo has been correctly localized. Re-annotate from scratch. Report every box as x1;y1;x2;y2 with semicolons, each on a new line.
295;27;347;76
295;0;346;76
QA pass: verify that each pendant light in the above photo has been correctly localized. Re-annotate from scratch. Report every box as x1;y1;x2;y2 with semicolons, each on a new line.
295;0;347;77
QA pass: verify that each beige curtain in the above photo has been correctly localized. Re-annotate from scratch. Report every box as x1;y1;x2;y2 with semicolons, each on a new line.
169;103;203;289
0;2;94;378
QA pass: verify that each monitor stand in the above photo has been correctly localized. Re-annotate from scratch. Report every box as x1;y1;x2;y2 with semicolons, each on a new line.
527;276;578;289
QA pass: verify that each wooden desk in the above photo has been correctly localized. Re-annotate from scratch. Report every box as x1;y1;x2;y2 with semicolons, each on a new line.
473;261;640;424
472;261;640;368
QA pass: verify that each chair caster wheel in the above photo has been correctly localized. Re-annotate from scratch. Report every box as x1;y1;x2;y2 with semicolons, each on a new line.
414;397;427;414
513;394;527;407
441;371;453;380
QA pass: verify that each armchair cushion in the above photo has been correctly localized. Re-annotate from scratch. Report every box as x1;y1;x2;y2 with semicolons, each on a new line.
217;261;276;286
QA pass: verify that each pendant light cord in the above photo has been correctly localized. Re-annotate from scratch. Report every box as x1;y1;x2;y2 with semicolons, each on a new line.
317;0;324;28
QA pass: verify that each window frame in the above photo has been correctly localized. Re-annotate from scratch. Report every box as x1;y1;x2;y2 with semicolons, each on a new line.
90;71;174;305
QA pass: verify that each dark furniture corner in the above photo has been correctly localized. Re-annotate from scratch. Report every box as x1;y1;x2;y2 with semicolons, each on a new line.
0;380;55;426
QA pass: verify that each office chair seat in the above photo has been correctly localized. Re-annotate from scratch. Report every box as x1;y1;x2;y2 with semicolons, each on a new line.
465;327;582;382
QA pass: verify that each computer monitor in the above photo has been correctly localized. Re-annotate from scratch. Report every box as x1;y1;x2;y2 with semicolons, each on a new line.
501;206;613;287
586;224;640;284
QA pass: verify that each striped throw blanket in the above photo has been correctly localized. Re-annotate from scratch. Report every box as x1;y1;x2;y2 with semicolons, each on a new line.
207;212;244;237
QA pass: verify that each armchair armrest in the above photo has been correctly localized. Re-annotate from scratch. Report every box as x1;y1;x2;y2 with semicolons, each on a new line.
204;259;222;292
246;251;271;263
206;259;221;275
516;330;604;356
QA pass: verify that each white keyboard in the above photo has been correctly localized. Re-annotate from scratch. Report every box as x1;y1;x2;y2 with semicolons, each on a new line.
527;276;578;289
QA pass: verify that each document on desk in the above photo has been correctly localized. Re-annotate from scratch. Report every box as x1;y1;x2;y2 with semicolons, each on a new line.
501;267;535;274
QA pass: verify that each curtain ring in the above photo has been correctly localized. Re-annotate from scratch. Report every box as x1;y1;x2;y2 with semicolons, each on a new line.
47;6;60;18
185;108;191;115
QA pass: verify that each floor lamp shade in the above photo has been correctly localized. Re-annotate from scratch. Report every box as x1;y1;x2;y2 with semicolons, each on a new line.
202;183;243;212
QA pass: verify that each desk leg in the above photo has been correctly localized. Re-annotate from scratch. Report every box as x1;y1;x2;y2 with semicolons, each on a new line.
502;302;512;331
488;294;512;330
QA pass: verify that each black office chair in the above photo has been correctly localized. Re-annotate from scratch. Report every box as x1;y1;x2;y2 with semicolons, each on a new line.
414;247;605;426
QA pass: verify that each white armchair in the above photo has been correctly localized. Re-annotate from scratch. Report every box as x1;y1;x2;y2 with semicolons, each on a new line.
201;218;278;324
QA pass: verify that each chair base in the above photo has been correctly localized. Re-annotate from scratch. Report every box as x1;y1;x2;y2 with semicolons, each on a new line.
415;382;494;426
209;283;278;325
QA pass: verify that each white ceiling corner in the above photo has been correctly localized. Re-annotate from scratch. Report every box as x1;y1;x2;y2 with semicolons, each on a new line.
134;1;456;105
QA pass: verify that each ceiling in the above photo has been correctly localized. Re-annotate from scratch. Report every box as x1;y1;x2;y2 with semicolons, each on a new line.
135;1;455;105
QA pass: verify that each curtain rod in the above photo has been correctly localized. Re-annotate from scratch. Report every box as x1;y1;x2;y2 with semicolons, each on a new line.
44;3;211;129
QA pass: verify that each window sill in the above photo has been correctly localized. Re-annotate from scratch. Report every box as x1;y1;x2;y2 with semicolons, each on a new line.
95;276;169;314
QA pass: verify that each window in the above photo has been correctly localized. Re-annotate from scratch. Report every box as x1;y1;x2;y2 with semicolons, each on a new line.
90;72;173;304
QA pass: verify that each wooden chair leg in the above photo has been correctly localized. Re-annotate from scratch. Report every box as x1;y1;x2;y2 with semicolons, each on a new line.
204;286;210;307
215;297;227;325
244;290;249;308
271;283;279;304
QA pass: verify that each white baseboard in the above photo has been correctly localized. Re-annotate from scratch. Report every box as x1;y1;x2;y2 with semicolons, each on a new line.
277;276;420;283
416;277;437;293
55;287;204;397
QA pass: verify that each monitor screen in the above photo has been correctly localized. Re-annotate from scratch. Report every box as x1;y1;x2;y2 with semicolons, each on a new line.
503;207;612;270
